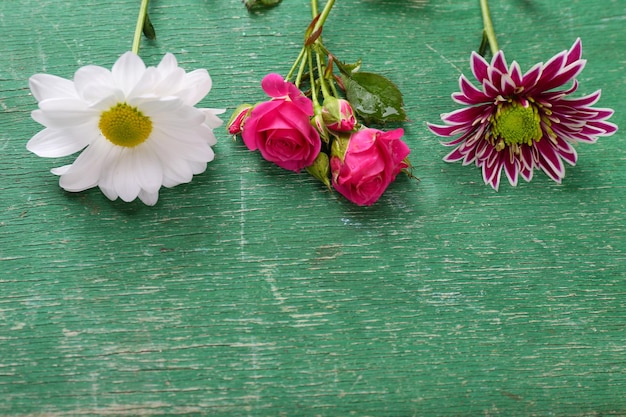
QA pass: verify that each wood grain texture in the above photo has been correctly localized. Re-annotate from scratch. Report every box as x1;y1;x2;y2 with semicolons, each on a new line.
1;0;625;415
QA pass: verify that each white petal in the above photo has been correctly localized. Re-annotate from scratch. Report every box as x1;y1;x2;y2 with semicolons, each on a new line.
177;69;212;105
189;160;209;175
35;98;97;128
156;67;185;97
201;108;225;130
159;155;195;187
57;139;111;192
127;67;159;98
51;164;72;176
113;150;142;202
196;123;218;146
132;144;164;193
157;53;178;73
151;128;215;162
27;124;96;157
138;189;159;206
30;74;77;101
133;97;186;118
73;65;122;104
112;52;146;96
99;184;118;201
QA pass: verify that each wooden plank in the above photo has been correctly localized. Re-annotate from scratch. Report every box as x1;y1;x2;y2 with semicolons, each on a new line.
1;0;624;415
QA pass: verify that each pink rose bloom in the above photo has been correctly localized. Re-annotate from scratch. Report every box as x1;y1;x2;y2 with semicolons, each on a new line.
242;73;321;172
331;128;410;206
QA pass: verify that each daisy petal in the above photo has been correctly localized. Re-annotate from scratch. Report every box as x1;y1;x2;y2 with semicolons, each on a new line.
112;52;146;95
30;74;77;101
27;125;95;157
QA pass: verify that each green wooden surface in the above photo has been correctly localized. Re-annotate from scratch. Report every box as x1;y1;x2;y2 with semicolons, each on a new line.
1;0;625;415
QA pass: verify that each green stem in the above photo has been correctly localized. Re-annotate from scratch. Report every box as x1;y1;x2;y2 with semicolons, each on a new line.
132;0;150;54
479;0;498;55
307;49;321;110
294;50;308;88
285;47;307;81
312;0;335;34
315;50;332;100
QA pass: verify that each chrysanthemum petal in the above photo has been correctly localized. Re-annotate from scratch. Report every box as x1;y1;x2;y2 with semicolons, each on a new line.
470;52;489;83
509;62;523;86
138;190;159;206
503;151;519;187
112;52;146;95
554;137;578;166
201;108;226;130
491;51;508;74
27;125;95;157
157;53;178;73
74;64;120;104
179;69;212;106
535;140;565;182
427;123;467;137
482;157;502;191
442;105;488;124
30;74;77;101
56;139;111;192
131;144;164;194
538;60;586;93
521;63;542;90
458;74;490;104
112;151;142;202
566;38;583;66
33;98;97;128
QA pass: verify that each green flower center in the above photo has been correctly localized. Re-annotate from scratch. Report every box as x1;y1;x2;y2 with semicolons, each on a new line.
99;103;152;147
491;100;543;150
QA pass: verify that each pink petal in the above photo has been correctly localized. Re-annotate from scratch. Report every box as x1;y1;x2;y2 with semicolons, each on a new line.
536;140;565;182
534;50;567;90
555;90;601;108
261;73;289;98
427;123;467;137
566;38;583;66
459;74;490;103
442;105;488;124
509;62;523;86
521;63;542;90
443;147;465;163
470;52;490;83
554;137;578;166
539;60;586;92
491;51;508;74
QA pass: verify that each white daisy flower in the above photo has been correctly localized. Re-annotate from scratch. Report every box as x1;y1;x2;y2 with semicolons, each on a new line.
28;51;224;205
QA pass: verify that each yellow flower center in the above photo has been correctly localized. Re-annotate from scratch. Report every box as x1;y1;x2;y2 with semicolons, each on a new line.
99;103;152;147
491;100;543;151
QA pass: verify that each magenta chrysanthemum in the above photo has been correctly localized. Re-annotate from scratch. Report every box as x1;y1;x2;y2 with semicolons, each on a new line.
428;38;617;190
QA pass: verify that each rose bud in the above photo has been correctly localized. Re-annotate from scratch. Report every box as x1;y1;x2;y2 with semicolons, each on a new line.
226;103;253;135
322;97;356;132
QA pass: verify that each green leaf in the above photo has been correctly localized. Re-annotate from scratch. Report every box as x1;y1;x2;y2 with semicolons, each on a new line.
243;0;282;11
142;13;156;40
341;72;407;124
338;59;362;75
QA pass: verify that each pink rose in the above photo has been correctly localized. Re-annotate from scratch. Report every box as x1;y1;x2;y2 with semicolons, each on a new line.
242;73;321;172
331;128;410;206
